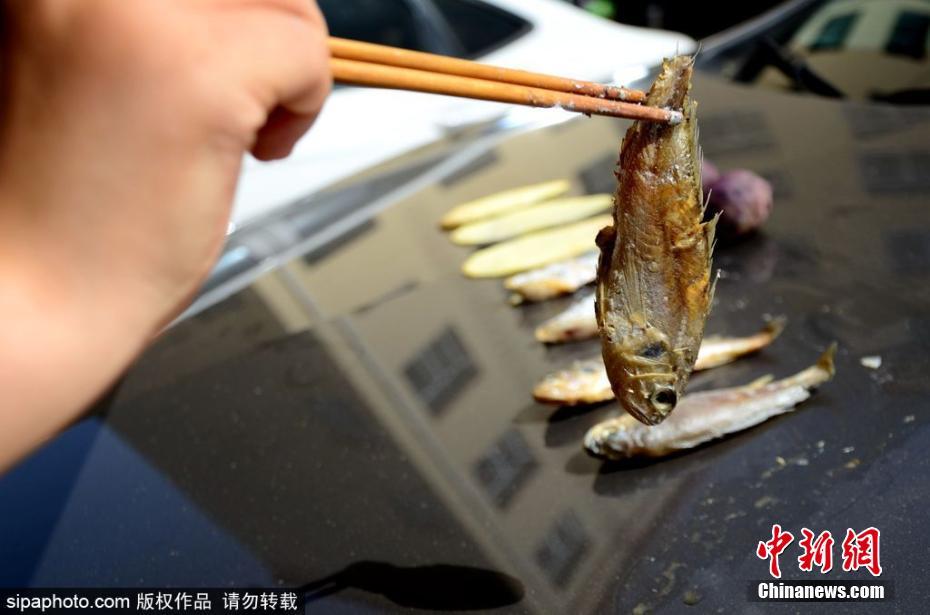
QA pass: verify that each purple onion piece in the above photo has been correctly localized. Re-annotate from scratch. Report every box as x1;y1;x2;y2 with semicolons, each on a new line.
705;169;773;238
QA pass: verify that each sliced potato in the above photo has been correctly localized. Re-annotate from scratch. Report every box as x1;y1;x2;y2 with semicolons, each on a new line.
440;179;571;230
462;214;613;278
450;194;612;246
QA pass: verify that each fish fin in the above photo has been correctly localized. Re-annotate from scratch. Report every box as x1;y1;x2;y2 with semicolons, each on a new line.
623;244;646;320
703;211;721;261
691;42;703;64
595;225;616;251
691;105;703;209
701;188;712;217
594;225;615;326
706;268;720;306
818;342;838;378
703;210;721;309
763;316;787;339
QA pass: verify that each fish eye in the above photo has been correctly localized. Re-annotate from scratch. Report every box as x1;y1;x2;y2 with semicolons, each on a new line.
639;342;665;359
650;388;677;411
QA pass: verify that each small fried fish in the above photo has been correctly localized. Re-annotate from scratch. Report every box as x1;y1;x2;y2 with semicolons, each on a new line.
507;251;598;304
692;317;785;369
533;319;785;406
534;292;596;344
596;55;716;426
584;344;836;460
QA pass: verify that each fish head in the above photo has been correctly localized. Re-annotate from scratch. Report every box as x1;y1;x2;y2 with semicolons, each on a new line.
603;325;688;425
584;415;640;460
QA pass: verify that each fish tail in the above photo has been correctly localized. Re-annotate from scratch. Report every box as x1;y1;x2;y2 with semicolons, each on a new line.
764;316;787;339
818;342;838;377
778;344;837;390
645;56;694;109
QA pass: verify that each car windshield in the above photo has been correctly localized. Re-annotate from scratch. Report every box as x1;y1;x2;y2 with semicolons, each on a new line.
319;0;529;59
701;0;930;104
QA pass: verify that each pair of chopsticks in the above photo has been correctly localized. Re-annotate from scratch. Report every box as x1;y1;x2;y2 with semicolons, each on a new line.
329;37;681;124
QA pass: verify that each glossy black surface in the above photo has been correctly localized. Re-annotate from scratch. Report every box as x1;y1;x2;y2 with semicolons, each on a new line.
3;74;930;613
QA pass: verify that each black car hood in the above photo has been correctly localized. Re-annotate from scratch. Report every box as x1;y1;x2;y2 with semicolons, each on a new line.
3;74;930;613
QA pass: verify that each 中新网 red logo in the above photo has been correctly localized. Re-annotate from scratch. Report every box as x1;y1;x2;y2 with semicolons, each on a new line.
756;525;882;578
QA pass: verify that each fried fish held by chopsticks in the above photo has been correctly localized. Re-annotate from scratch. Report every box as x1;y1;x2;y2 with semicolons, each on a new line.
595;56;717;426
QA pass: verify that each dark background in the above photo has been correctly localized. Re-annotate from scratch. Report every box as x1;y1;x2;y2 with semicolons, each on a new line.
571;0;787;39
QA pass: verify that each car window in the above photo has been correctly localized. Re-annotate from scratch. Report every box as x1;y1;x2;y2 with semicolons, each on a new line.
319;0;423;50
699;0;930;105
886;11;930;60
810;13;858;51
431;0;531;58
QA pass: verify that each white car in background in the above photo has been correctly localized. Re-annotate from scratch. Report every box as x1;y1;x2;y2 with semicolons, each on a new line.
232;0;695;226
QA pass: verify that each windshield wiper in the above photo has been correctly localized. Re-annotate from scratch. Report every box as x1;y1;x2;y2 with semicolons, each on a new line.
872;88;930;106
756;36;845;98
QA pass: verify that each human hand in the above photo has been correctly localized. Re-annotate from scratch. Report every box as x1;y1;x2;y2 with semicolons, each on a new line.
0;0;331;468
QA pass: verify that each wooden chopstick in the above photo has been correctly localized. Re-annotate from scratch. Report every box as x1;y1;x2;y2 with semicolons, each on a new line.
329;39;680;124
329;37;645;103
